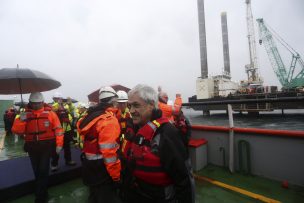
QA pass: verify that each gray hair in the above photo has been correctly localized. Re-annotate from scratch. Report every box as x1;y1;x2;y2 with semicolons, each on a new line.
128;84;158;109
158;91;168;98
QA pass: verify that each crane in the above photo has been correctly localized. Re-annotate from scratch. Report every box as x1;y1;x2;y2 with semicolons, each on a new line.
256;18;304;89
245;0;263;84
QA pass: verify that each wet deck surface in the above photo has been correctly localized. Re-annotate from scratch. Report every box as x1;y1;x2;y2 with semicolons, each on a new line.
0;131;27;161
8;165;304;203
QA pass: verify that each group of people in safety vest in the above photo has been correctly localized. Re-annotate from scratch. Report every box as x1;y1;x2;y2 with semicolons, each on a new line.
11;84;195;203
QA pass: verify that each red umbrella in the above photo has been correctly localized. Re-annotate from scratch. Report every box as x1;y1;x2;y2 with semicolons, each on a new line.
88;84;130;103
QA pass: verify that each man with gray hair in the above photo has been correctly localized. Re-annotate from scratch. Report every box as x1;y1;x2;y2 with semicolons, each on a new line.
121;84;195;203
158;90;180;122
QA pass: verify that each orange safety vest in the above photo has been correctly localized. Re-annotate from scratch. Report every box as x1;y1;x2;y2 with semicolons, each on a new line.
14;106;64;144
55;107;70;124
77;109;121;181
158;102;180;122
123;117;173;186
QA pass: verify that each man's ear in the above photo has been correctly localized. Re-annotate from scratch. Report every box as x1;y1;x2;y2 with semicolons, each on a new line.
146;101;154;112
150;100;155;108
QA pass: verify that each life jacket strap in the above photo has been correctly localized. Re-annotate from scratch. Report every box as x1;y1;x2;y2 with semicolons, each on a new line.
28;131;47;135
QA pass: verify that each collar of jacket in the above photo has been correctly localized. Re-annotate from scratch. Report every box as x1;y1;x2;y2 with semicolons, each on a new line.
106;107;119;117
79;104;118;130
79;111;105;130
133;108;163;133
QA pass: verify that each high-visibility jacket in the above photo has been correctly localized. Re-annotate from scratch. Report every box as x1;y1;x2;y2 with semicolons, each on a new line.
123;117;174;186
116;108;134;155
12;105;64;147
77;108;121;181
158;101;180;122
52;102;60;111
118;108;131;133
74;110;87;149
64;103;76;117
53;102;73;132
117;108;132;138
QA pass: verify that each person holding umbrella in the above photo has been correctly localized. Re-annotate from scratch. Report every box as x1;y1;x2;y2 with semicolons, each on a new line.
12;92;64;203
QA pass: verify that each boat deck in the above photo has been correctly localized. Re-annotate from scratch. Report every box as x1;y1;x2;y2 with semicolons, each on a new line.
7;165;304;203
196;165;304;203
0;147;82;202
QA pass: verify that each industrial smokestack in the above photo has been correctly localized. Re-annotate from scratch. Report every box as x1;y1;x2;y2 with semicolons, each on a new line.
197;0;208;79
221;12;231;78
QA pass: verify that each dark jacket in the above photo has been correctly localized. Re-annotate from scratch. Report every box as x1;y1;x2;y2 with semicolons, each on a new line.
126;109;194;203
158;121;193;202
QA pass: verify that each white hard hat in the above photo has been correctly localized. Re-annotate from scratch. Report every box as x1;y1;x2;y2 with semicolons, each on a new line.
88;101;97;107
78;102;86;108
29;92;44;102
117;90;128;102
99;86;117;100
53;92;63;98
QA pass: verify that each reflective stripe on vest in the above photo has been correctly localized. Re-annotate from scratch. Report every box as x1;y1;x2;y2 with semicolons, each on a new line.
99;143;118;149
85;153;103;160
84;152;117;164
82;112;118;156
104;156;118;164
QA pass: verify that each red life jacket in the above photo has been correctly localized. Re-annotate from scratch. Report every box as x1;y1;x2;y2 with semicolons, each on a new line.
56;107;70;124
24;106;55;142
123;117;173;186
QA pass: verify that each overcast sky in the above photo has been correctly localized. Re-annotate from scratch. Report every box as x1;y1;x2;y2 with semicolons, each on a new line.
0;0;303;103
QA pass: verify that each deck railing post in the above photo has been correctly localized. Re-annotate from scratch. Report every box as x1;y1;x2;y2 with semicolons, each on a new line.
228;104;234;173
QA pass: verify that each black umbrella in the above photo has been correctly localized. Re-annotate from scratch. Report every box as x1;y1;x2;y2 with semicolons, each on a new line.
0;66;61;102
14;101;28;107
62;98;78;103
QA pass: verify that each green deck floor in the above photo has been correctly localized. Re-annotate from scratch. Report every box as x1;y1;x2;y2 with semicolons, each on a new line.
8;165;304;203
196;165;304;203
